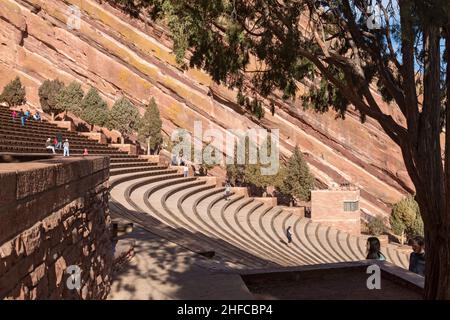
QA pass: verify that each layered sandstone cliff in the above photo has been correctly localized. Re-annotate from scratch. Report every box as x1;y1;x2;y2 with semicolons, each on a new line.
0;0;413;216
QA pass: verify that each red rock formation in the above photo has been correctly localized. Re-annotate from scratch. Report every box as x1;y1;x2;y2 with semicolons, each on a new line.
0;0;412;217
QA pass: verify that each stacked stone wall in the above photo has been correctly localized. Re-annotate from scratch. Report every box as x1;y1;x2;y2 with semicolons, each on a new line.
0;157;113;299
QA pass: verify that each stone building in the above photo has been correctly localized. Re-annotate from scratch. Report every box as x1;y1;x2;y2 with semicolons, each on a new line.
311;184;361;235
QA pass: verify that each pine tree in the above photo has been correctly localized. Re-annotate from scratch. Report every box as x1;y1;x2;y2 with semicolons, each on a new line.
106;96;140;141
134;0;450;299
80;87;108;129
279;146;314;202
56;81;84;116
390;195;424;240
38;79;65;116
0;77;26;107
244;136;285;195
138;98;163;154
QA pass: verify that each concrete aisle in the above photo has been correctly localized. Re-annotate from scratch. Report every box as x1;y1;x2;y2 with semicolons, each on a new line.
108;227;254;300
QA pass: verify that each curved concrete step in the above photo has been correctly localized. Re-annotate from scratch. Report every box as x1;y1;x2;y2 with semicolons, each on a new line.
191;189;273;268
232;200;296;266
248;206;310;265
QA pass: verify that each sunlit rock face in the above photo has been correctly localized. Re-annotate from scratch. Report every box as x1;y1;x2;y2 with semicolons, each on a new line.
0;0;413;216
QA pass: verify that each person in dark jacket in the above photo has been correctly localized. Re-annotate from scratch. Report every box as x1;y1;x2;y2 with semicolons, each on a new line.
55;133;63;150
366;237;386;260
408;236;425;276
286;226;293;245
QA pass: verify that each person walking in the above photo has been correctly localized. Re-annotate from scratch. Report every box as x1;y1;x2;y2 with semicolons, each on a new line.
286;226;293;245
11;110;17;122
224;182;231;201
33;111;41;121
55;133;63;150
408;236;425;276
183;164;189;177
45;138;55;154
63;139;70;157
19;109;25;126
366;237;386;261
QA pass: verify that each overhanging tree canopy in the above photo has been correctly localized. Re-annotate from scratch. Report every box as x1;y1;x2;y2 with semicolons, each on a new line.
114;0;450;299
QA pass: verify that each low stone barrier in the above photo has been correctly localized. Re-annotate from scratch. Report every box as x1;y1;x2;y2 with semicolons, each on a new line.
281;206;305;217
109;143;137;155
197;176;218;187
50;120;75;132
0;156;113;300
139;155;160;164
231;187;249;197
254;197;278;207
80;132;107;144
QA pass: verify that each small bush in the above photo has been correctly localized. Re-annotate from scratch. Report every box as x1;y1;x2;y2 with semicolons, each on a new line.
390;195;424;238
367;215;387;236
0;77;26;107
39;79;65;115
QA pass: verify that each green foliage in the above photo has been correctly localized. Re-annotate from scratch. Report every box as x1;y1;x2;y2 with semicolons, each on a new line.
80;87;108;127
0;77;26;107
138;98;163;153
106;97;140;136
226;136;253;186
200;144;220;170
39;79;65;114
246;99;265;120
367;215;387;236
56;81;84;116
278;146;314;202
390;195;424;238
226;135;284;192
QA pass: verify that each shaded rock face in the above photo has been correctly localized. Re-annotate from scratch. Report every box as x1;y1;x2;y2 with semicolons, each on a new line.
0;0;412;216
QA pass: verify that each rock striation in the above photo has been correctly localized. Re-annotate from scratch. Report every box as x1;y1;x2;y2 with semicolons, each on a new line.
0;0;413;216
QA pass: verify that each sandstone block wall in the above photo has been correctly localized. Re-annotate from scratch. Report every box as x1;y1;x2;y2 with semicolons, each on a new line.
0;157;113;300
311;189;361;235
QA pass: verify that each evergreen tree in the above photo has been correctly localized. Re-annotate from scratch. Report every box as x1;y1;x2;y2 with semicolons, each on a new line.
0;77;26;107
56;81;84;116
80;87;108;129
138;0;450;298
138;98;163;154
390;195;424;240
226;136;251;186
279;146;314;202
38;79;65;116
106;96;140;141
227;135;284;193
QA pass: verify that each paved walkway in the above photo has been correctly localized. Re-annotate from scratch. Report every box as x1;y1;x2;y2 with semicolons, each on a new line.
108;227;254;300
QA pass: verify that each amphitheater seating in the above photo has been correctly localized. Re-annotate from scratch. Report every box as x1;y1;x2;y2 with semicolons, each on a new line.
0;105;410;271
110;166;411;270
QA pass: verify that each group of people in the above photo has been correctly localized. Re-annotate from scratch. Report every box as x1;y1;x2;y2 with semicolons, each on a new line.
171;154;186;166
284;227;426;277
45;135;70;156
11;109;41;126
365;235;425;276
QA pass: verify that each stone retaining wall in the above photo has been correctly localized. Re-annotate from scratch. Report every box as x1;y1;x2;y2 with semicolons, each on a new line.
0;157;113;300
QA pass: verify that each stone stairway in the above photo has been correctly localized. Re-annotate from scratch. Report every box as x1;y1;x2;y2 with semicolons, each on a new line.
0;105;410;272
109;165;411;270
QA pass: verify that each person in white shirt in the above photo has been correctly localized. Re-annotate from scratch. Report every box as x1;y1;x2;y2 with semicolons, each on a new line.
63;139;70;157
